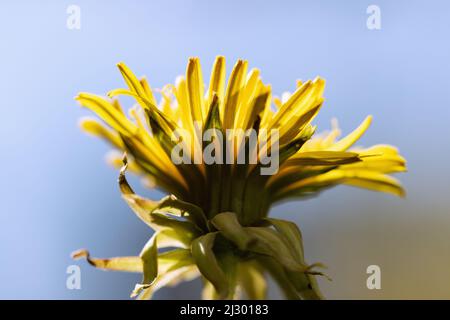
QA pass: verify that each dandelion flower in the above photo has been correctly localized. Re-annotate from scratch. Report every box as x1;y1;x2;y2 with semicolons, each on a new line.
72;56;406;299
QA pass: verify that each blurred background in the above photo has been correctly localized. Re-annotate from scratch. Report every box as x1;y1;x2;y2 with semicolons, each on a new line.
1;0;449;299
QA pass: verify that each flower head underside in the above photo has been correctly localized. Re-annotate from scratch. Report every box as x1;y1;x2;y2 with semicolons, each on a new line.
73;56;406;299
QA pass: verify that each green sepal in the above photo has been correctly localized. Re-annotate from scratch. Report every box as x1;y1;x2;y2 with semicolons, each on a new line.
263;218;324;299
139;233;158;286
211;212;255;250
132;248;195;299
191;232;229;299
244;227;307;272
156;195;208;231
264;218;305;262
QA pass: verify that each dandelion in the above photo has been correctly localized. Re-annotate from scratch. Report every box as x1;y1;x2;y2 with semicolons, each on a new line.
72;56;406;299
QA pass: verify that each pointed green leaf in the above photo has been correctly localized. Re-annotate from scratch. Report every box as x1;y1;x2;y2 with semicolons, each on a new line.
156;195;208;231
157;249;193;273
140;233;158;285
202;94;223;218
203;93;222;132
191;233;229;298
156;229;192;249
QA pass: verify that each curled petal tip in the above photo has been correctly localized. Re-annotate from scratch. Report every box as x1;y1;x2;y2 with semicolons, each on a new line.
122;152;128;165
71;249;89;260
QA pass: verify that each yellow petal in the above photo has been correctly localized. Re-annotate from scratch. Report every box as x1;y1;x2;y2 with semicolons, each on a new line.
76;93;137;136
287;151;362;166
207;56;226;108
79;117;124;149
186;57;205;124
279;101;323;145
122;134;189;193
245;84;271;131
343;145;407;173
277;79;325;144
269;80;313;129
273;96;282;109
139;77;158;106
174;76;194;130
265;78;324;146
343;171;405;197
222;59;248;129
259;84;274;129
234;68;261;129
328;115;372;151
117;62;149;101
279;168;405;197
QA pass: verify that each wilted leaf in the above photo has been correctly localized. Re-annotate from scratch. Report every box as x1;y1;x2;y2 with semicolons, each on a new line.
140;233;158;286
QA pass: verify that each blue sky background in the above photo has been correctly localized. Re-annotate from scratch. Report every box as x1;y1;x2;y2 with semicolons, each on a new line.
1;0;450;299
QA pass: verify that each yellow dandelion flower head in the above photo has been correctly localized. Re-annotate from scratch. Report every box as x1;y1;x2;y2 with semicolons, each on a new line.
73;56;406;300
